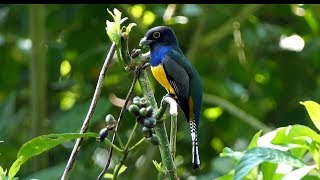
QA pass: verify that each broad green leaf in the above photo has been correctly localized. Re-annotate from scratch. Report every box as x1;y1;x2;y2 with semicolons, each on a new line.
234;147;306;180
270;125;318;158
282;165;316;180
261;162;278;180
272;125;318;145
8;132;98;179
248;130;262;149
300;101;320;131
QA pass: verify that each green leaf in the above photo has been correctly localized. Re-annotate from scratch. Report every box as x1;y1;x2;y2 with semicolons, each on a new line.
234;147;306;180
261;162;278;180
104;173;113;179
152;160;162;172
116;165;127;175
282;165;316;180
0;166;6;180
300;101;320;131
248;130;262;149
271;125;318;158
8;132;98;179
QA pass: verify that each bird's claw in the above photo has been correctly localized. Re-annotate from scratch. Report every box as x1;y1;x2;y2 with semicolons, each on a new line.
161;93;174;107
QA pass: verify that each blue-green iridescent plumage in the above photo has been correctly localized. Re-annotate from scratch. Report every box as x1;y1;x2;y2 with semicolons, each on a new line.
140;26;202;169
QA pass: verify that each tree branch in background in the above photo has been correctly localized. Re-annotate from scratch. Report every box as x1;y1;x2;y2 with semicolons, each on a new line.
203;93;272;132
29;4;48;171
201;4;263;48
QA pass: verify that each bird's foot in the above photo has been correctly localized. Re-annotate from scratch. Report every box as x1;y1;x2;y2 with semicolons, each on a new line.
161;93;175;107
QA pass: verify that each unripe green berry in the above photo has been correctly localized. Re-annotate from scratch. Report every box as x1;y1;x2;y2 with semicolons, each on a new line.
139;97;148;107
105;114;116;125
132;96;141;106
139;107;148;117
128;104;140;116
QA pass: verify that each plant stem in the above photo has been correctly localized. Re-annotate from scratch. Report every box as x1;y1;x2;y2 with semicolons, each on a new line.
113;122;139;180
61;42;116;180
129;138;146;151
103;138;124;153
170;113;177;160
29;4;48;171
97;69;139;180
138;69;177;179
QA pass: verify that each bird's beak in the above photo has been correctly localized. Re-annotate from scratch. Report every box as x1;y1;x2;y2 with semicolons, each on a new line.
139;37;153;46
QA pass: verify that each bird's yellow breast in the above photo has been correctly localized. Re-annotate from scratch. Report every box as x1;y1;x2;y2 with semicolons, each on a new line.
151;65;175;95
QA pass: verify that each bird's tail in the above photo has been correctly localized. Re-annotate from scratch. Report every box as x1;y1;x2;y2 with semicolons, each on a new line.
189;121;200;169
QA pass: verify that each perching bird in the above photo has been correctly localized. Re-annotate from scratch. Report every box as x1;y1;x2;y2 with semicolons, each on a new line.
139;26;202;169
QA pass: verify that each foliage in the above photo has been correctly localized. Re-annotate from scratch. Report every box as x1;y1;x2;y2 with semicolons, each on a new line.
217;100;320;179
1;4;320;180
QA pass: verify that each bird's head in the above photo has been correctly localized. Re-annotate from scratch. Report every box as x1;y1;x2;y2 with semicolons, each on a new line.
139;26;178;49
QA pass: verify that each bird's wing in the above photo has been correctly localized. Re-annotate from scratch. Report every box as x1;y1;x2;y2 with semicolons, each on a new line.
162;54;190;120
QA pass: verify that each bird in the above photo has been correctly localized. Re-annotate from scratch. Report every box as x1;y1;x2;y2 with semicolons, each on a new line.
139;26;202;169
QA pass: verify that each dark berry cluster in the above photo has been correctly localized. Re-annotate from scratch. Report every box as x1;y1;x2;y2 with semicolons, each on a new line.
128;96;159;145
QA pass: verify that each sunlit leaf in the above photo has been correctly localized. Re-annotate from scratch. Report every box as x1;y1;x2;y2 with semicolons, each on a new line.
271;125;318;158
104;173;113;179
300;100;320;131
248;130;262;149
234;147;306;180
8;132;98;179
116;165;127;175
126;23;137;34
152;160;162;172
261;162;278;180
282;165;316;180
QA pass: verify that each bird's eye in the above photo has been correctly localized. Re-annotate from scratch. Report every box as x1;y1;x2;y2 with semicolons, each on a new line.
153;32;160;39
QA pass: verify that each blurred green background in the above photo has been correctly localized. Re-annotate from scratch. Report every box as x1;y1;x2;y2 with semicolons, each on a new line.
1;4;320;179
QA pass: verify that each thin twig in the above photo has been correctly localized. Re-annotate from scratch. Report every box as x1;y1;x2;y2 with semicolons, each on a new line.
203;93;272;132
97;68;140;180
112;122;139;180
61;42;116;180
129;138;146;151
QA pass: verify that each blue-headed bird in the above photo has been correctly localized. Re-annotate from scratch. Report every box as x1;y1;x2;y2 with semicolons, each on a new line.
139;26;202;169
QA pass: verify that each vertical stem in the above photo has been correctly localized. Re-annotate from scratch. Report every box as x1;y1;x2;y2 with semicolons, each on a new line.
170;114;177;160
29;4;48;171
138;70;177;179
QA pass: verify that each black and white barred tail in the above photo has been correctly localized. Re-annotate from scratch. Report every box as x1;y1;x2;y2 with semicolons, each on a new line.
190;121;200;169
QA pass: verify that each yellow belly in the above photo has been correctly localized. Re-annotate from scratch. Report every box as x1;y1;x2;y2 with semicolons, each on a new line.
151;65;175;95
